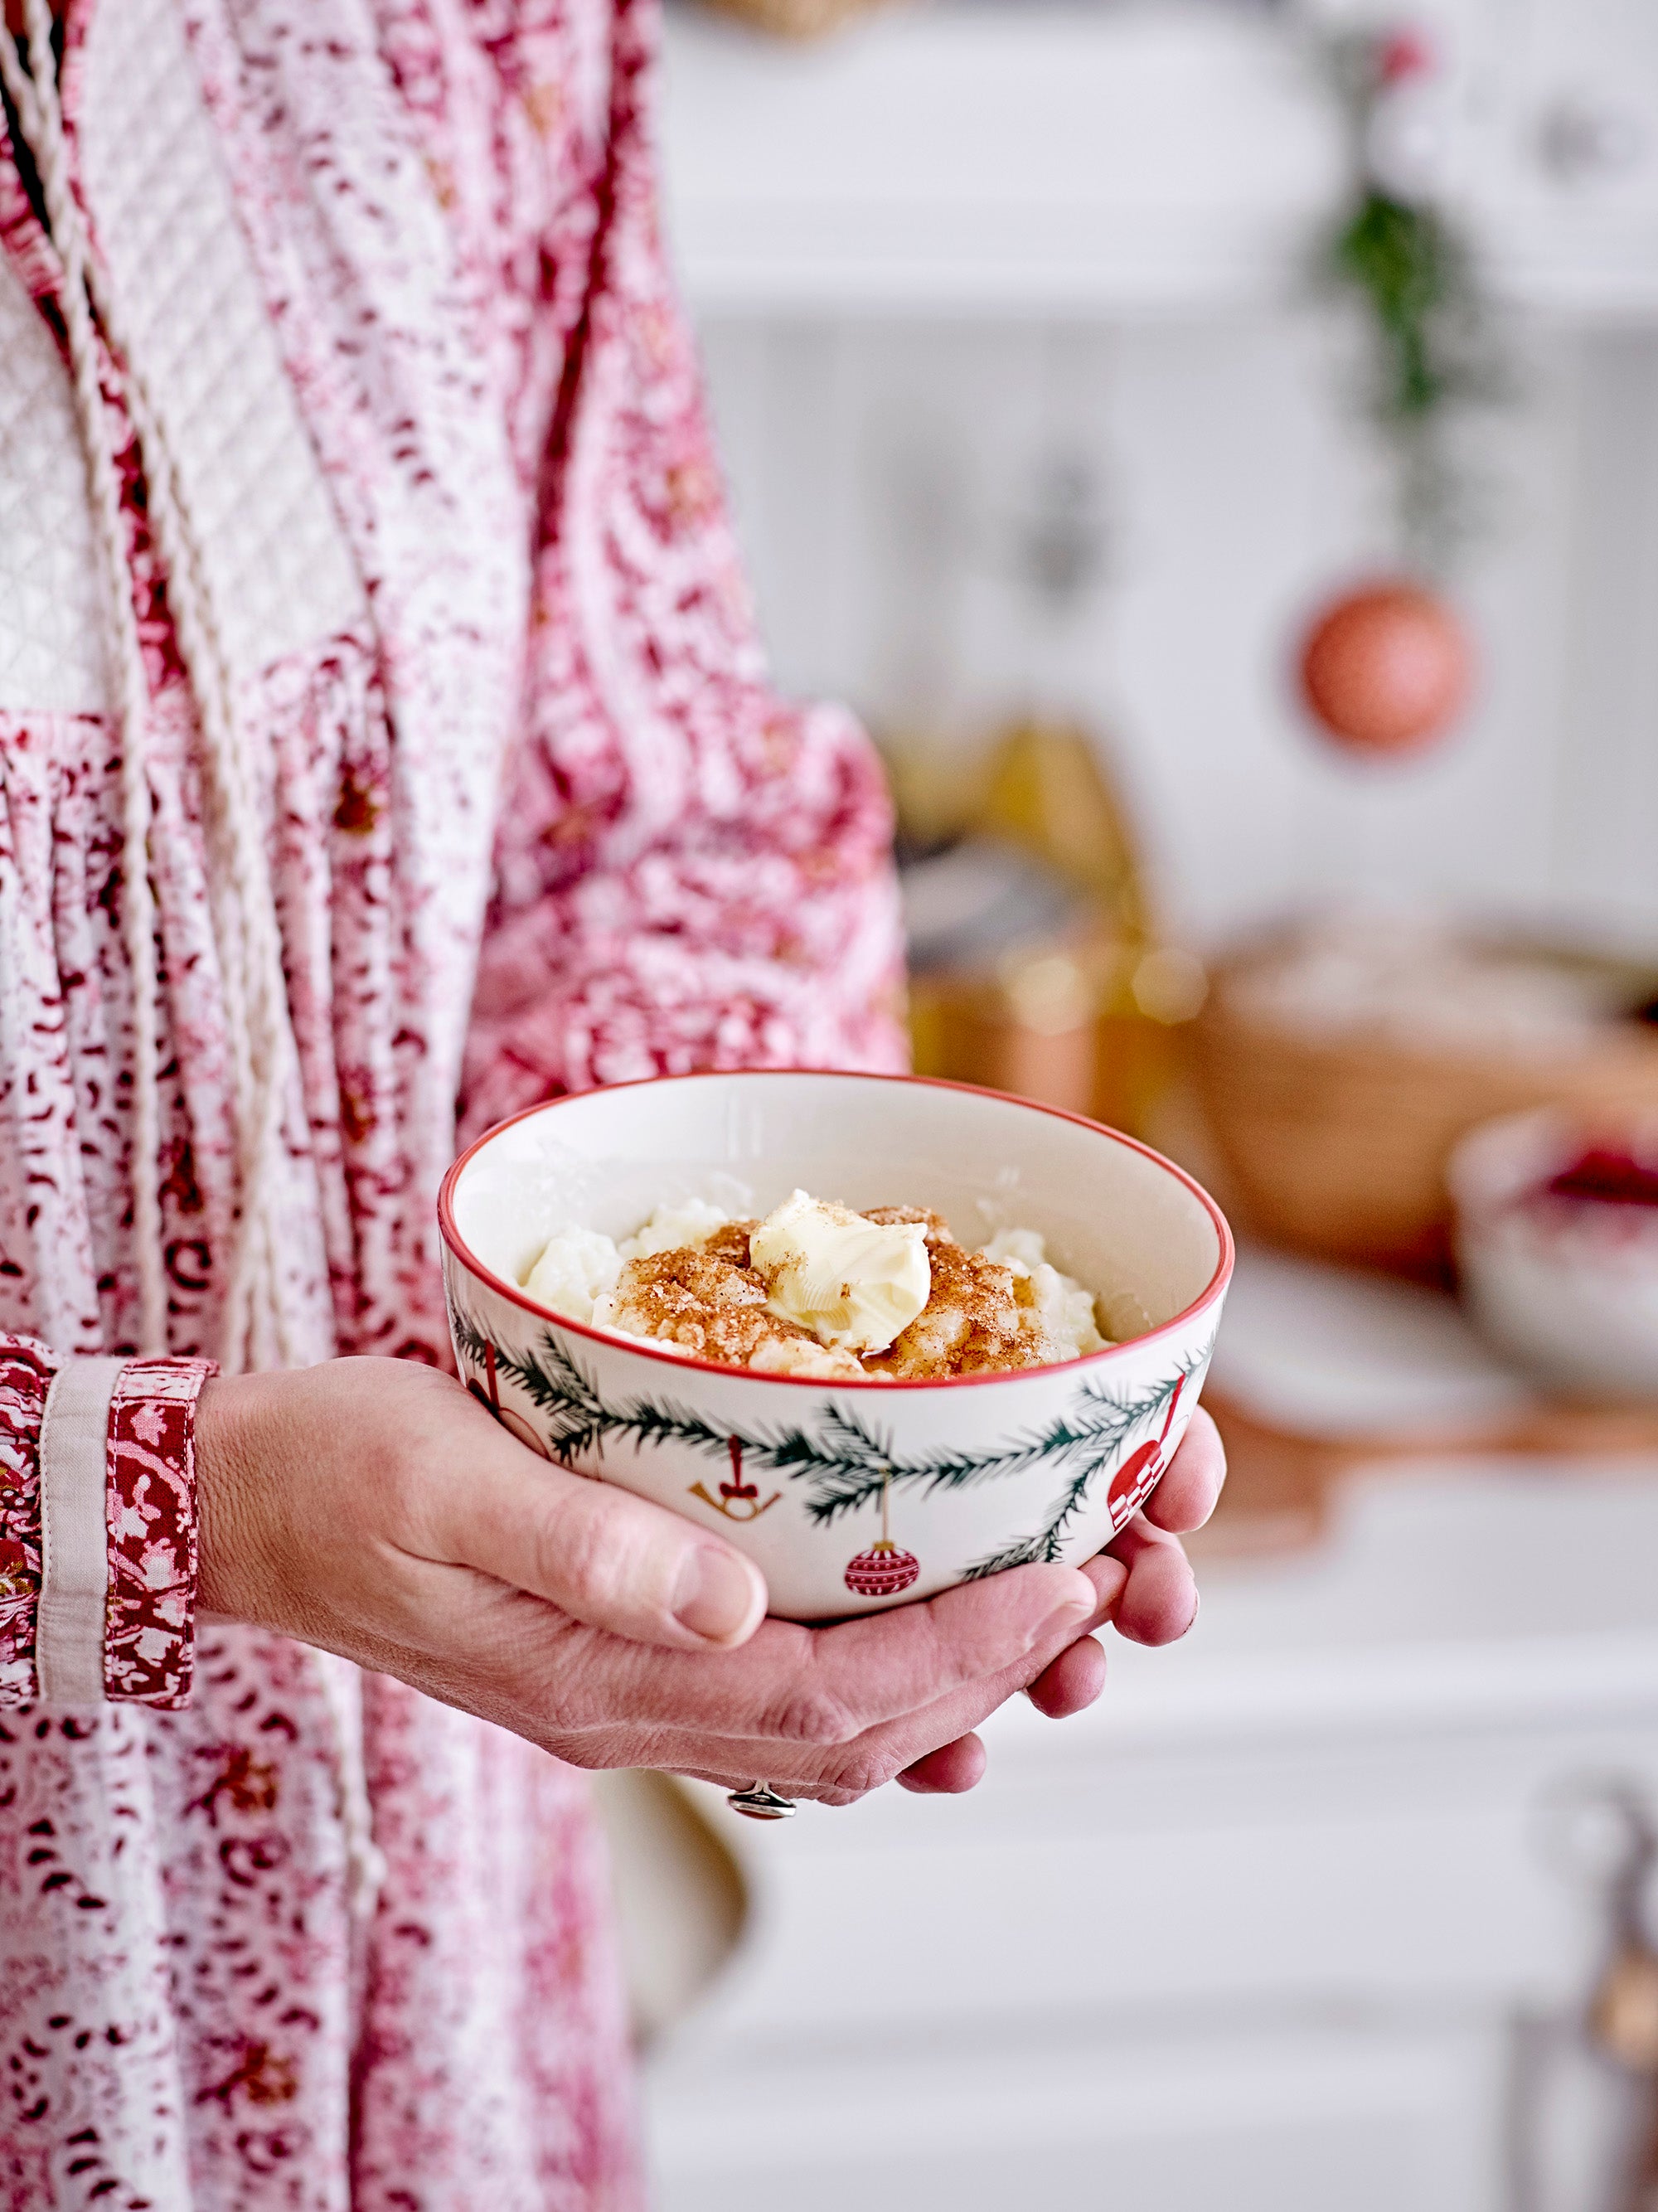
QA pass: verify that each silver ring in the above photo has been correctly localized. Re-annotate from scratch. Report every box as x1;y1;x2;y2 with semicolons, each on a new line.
726;1780;796;1821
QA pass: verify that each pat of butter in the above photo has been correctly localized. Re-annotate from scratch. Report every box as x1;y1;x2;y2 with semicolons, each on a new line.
749;1191;930;1355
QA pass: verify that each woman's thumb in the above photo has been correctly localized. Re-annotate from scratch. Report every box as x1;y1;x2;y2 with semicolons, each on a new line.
428;1419;768;1650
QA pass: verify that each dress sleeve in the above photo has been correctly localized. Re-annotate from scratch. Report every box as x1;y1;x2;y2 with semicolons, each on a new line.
458;0;907;1143
0;1336;212;1707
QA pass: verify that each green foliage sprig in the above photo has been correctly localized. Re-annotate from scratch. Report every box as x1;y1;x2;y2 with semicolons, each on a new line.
1316;24;1504;564
1331;190;1486;427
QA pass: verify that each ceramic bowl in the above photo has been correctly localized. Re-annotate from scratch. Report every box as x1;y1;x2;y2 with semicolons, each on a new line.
1451;1108;1658;1399
438;1071;1232;1620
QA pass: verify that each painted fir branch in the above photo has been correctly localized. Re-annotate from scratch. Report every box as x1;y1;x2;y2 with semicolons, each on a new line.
453;1306;1200;1550
959;1366;1197;1578
961;1462;1117;1579
452;1308;892;1492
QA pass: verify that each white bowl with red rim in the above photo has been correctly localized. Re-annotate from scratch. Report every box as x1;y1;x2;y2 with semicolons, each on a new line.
1452;1108;1658;1400
438;1070;1233;1621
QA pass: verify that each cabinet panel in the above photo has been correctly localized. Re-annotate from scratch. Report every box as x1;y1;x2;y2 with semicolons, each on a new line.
662;4;1341;314
647;2024;1505;2212
685;1727;1658;2051
1475;0;1658;310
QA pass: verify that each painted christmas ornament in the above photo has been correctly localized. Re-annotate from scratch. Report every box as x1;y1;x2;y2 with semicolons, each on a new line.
1106;1373;1185;1528
1298;581;1471;754
845;1539;921;1599
846;1469;920;1597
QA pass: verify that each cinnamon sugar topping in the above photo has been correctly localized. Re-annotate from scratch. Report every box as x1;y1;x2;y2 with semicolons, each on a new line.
864;1239;1065;1379
524;1193;1109;1379
605;1244;864;1379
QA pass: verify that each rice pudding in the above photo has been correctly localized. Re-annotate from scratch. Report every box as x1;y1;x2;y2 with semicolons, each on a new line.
520;1191;1111;1380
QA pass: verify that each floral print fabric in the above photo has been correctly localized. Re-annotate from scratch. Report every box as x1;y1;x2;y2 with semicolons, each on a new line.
0;1344;210;1705
0;0;906;2203
0;1335;56;1704
104;1358;211;1705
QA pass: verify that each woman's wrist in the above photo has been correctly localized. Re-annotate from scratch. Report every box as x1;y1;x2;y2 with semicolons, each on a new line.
193;1370;271;1626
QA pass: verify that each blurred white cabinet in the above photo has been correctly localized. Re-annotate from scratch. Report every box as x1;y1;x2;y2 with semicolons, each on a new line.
662;3;1341;314
644;1467;1658;2212
1480;0;1658;313
653;2025;1505;2212
661;0;1658;317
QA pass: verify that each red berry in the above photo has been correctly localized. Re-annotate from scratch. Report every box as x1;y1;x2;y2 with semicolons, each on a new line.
1378;28;1435;85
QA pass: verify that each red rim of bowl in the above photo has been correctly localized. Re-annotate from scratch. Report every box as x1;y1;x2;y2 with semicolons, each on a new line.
437;1069;1234;1393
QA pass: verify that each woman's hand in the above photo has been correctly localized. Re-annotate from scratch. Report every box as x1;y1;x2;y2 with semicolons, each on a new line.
899;1405;1227;1794
195;1359;1222;1804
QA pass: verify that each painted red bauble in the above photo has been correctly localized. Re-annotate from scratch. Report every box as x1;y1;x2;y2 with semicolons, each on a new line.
845;1540;920;1599
1108;1441;1166;1527
1297;581;1472;755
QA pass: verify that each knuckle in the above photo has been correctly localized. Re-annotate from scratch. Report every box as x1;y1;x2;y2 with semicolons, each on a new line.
535;1492;618;1610
825;1747;895;1802
766;1684;861;1747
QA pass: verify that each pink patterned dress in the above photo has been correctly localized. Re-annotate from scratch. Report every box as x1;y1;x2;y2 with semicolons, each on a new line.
0;2;904;2204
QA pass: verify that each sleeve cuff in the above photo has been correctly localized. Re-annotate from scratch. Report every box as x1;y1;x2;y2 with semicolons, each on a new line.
103;1357;215;1705
36;1356;125;1701
35;1352;215;1707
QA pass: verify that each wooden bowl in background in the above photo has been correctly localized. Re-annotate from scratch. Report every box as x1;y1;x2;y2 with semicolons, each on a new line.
1186;930;1658;1278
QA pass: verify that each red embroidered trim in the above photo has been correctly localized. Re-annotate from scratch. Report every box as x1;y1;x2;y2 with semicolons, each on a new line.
104;1358;214;1706
0;1336;61;1701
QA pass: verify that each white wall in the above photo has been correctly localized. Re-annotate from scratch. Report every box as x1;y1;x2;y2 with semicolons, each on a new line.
696;310;1658;949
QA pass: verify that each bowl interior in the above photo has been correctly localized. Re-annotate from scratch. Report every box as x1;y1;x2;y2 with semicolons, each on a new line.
448;1073;1225;1342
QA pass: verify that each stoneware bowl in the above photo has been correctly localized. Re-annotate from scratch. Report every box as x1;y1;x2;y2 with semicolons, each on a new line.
1452;1108;1658;1400
438;1070;1233;1622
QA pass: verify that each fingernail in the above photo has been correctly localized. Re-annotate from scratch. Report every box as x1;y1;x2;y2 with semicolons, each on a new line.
673;1548;759;1642
1182;1588;1201;1637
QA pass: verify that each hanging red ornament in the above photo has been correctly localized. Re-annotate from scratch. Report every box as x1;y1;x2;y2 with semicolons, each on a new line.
845;1471;920;1598
1303;24;1500;749
1297;580;1471;755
